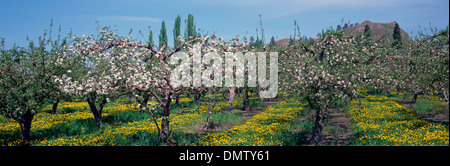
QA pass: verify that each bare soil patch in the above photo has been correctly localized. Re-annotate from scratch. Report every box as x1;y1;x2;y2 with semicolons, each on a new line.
320;108;353;146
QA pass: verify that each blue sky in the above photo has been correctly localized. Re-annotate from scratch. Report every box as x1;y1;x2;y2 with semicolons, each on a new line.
0;0;448;49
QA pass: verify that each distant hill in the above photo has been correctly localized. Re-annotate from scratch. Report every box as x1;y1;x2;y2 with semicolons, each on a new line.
274;38;291;47
343;20;410;42
275;20;410;47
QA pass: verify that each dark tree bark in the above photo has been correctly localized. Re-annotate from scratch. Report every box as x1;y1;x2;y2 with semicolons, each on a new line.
51;98;60;115
310;99;328;143
242;88;250;111
159;93;172;143
194;93;201;104
87;93;107;128
412;90;421;104
175;94;180;105
15;110;34;141
160;118;170;143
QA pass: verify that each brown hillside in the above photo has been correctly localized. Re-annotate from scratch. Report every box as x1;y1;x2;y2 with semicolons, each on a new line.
344;20;410;42
275;38;291;47
275;20;410;47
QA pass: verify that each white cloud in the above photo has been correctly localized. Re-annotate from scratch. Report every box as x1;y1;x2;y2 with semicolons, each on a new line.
100;16;160;22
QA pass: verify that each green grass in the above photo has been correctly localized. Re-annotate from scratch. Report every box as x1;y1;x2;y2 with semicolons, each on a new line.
198;98;306;146
2;92;447;146
348;95;449;146
2;93;275;146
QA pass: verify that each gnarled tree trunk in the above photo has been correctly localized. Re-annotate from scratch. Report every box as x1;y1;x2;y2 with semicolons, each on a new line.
160;117;170;143
87;93;107;128
15;110;34;141
310;99;328;143
159;94;172;143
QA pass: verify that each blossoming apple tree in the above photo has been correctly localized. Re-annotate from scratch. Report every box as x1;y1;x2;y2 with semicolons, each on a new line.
395;26;448;112
280;29;396;142
55;26;238;142
0;29;75;141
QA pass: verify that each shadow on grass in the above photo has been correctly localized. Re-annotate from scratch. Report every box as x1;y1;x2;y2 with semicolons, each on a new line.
286;131;310;146
28;111;154;142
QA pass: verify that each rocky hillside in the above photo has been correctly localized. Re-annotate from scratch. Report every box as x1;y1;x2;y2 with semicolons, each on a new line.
343;20;410;42
275;20;410;47
274;38;291;47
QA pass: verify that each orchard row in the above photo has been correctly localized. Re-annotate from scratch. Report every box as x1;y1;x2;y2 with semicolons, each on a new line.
0;19;448;143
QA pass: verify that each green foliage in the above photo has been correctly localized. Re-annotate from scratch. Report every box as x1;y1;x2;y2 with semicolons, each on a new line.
364;24;371;38
148;26;155;47
159;20;168;50
343;23;348;29
173;15;182;48
336;25;342;31
0;24;72;119
185;14;196;40
392;22;402;48
269;36;276;47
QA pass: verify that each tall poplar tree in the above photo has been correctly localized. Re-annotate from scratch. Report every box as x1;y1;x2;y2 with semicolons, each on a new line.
185;14;196;40
148;26;154;47
173;15;181;48
159;20;168;50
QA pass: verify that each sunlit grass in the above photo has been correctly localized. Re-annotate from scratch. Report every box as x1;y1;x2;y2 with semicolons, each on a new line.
349;95;449;146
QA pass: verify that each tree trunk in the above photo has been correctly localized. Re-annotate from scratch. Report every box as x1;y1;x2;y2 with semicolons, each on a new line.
310;99;328;143
242;88;250;111
51;98;60;115
443;91;449;114
223;90;227;99
175;94;180;105
194;93;201;104
87;100;103;128
159;94;172;143
227;87;235;113
203;107;213;130
15;110;34;141
87;94;107;128
412;91;419;104
160;117;170;143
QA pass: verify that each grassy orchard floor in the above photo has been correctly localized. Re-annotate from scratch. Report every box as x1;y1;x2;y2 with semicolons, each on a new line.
0;96;240;146
1;92;448;146
349;95;448;146
198;98;306;146
1;94;301;146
